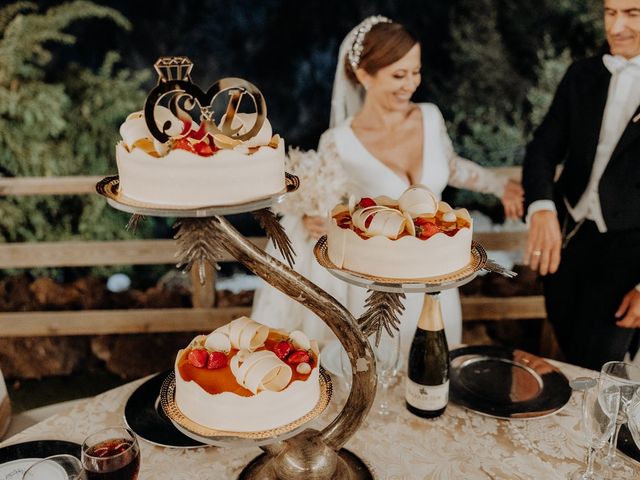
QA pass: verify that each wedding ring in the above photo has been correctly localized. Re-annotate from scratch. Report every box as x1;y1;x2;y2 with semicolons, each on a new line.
532;250;542;256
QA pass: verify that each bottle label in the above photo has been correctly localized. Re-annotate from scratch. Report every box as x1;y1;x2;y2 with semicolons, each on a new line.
405;378;449;410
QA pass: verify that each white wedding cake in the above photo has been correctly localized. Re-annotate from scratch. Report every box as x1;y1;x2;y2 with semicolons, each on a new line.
326;185;473;278
115;108;285;207
174;316;321;432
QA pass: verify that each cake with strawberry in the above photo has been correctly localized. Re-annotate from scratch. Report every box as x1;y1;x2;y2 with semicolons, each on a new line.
326;185;473;279
115;106;285;207
174;316;321;432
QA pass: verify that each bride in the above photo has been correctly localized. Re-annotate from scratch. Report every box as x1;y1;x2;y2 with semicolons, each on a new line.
251;16;523;350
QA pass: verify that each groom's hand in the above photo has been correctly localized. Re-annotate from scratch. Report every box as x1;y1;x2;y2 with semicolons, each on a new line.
615;288;640;328
525;210;562;276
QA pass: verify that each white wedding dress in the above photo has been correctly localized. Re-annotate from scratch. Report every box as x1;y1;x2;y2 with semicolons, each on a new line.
251;103;505;351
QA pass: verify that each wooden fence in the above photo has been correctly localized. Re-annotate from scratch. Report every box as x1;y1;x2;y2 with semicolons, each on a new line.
0;170;549;347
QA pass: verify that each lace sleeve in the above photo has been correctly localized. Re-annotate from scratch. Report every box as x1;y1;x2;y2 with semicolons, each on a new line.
437;110;507;197
272;130;347;217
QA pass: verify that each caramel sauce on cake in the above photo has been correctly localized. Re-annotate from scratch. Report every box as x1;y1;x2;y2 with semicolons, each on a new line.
178;332;315;397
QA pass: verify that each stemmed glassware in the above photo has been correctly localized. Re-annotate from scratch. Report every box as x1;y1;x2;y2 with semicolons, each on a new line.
81;426;140;480
627;389;640;447
338;332;401;415
22;454;85;480
599;361;640;477
368;331;401;416
570;381;620;480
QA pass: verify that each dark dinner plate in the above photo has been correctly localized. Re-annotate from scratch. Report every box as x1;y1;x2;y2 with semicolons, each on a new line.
0;440;80;463
449;345;572;419
123;371;205;448
0;440;81;479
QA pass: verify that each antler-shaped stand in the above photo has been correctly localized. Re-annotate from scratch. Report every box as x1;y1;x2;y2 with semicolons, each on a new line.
97;174;376;478
198;215;376;479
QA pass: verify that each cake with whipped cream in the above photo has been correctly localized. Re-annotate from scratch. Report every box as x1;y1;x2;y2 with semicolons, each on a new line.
174;316;321;432
115;105;285;207
326;185;473;279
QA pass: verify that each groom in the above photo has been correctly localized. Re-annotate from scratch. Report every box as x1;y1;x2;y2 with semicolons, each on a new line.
522;0;640;369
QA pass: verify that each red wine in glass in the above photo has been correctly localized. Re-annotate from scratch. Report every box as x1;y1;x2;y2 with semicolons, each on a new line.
82;427;140;480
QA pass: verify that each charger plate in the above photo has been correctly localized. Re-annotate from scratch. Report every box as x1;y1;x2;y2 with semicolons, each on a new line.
96;172;299;217
449;345;572;419
123;371;205;449
314;236;487;293
160;369;332;447
0;440;80;480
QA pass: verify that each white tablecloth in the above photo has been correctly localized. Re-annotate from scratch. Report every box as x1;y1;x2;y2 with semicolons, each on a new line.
2;361;638;479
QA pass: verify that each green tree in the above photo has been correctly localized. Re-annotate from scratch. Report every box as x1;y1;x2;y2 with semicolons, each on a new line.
0;1;153;245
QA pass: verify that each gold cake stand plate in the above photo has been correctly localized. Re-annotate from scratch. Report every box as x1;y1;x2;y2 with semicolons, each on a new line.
96;172;299;217
314;236;488;293
160;370;332;448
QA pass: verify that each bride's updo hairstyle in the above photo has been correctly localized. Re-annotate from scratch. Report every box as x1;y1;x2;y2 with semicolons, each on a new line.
344;22;418;86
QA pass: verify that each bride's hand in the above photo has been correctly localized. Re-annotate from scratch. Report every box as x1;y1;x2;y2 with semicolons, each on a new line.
501;179;524;219
303;215;328;240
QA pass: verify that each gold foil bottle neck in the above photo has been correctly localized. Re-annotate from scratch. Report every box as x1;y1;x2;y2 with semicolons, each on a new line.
417;294;444;332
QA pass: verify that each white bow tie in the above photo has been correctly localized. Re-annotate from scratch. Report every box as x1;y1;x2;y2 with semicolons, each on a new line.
602;54;640;76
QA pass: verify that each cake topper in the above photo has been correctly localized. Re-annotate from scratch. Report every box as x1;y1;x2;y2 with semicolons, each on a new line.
144;56;267;144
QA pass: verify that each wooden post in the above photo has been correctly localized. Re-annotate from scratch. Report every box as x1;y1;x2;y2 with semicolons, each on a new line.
190;262;216;308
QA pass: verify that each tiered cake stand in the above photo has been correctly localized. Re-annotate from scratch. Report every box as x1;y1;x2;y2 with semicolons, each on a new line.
97;175;377;480
313;236;514;346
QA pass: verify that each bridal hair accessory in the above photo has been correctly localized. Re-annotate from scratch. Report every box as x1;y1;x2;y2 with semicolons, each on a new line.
330;16;392;127
347;15;393;71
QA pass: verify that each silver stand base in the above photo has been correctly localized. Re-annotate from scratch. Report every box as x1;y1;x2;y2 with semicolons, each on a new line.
238;449;373;480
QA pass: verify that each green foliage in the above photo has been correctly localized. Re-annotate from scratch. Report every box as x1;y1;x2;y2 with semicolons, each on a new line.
444;0;529;168
441;0;602;213
527;37;573;129
0;1;154;255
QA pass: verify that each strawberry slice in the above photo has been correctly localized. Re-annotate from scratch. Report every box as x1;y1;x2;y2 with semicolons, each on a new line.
187;348;208;368
188;122;208;141
173;138;196;153
194;141;214;157
287;350;310;365
274;340;294;360
358;197;376;209
417;222;440;240
364;212;376;228
414;216;435;226
207;351;227;369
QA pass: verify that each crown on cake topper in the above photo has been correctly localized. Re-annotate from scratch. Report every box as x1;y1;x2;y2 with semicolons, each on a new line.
144;57;267;144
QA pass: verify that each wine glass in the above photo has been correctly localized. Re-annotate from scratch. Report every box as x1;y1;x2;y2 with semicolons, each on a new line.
369;330;401;416
81;426;140;480
599;361;640;477
22;454;85;480
570;381;620;480
628;389;640;447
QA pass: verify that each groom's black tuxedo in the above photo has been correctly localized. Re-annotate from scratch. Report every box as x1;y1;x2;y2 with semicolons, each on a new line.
523;55;640;370
523;56;640;230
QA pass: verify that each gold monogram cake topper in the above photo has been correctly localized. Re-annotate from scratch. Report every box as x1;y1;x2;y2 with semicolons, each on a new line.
144;56;267;144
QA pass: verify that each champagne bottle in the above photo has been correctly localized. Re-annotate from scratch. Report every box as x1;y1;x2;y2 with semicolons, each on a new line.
405;293;449;418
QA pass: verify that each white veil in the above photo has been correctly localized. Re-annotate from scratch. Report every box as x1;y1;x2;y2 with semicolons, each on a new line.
329;26;365;128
